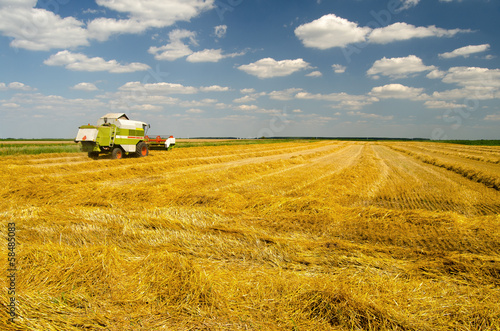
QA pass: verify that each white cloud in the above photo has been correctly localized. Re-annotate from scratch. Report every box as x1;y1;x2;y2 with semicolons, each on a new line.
240;88;256;94
294;14;371;49
186;108;204;114
2;103;20;108
5;92;106;112
424;100;466;109
238;58;311;78
0;1;89;51
296;91;376;103
233;90;266;103
369;84;425;100
233;95;257;103
367;55;436;79
131;104;163;111
439;44;490;59
179;99;217;108
331;100;376;111
432;86;498;101
294;14;468;50
332;64;346;73
268;88;303;101
440;45;491;60
71;82;98;91
214;25;227;38
347;111;393;121
118;81;198;94
199;85;230;92
236;104;258;111
442;66;500;88
296;91;378;110
87;0;214;41
484;113;500;121
0;0;209;51
427;70;446;79
368;22;470;44
398;0;420;11
186;48;244;63
306;71;322;77
44;50;150;73
0;82;35;91
148;29;196;61
149;29;243;63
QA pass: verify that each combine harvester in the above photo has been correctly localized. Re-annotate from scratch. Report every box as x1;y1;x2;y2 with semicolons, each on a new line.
75;113;175;159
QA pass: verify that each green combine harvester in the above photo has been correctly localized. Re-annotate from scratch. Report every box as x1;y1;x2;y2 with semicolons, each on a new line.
75;113;175;159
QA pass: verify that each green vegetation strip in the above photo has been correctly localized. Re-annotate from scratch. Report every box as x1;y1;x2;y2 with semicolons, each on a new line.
431;140;500;146
0;144;81;156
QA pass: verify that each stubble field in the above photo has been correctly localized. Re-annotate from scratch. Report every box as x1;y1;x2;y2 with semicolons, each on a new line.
1;141;500;330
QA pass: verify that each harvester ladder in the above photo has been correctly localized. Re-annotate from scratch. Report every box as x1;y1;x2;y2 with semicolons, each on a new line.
110;126;116;147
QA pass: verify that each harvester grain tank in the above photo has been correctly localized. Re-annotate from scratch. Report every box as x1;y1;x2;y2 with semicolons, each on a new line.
75;113;174;159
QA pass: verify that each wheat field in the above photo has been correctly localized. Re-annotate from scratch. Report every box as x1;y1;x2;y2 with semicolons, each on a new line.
1;141;499;330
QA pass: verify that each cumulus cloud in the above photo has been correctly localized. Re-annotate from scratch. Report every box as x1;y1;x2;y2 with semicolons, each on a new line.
306;71;322;77
294;14;470;50
439;44;490;59
442;66;500;88
87;0;214;41
332;64;346;73
424;100;466;109
398;0;420;11
240;88;256;94
347;111;393;121
71;82;98;91
484;113;500;121
236;104;259;111
294;14;371;49
368;22;470;44
186;48;244;63
0;82;35;91
432;86;498;101
0;0;89;51
238;58;311;78
214;25;227;38
199;85;230;92
427;70;446;79
118;81;198;94
367;55;436;79
233;95;257;103
268;88;303;101
0;0;215;51
369;84;425;100
44;50;150;73
296;91;378;110
148;29;197;61
5;92;106;111
149;29;243;62
186;108;204;114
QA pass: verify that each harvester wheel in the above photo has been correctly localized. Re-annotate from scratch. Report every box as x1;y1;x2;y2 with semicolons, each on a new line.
111;147;123;159
88;151;99;159
136;142;148;157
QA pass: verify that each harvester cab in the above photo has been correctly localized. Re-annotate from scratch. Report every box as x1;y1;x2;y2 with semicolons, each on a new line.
75;113;151;159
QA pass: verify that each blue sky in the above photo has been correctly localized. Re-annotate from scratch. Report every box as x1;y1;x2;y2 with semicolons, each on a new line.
1;0;499;139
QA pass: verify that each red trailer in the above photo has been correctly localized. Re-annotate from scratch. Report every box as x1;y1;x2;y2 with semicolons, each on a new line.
144;135;176;150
